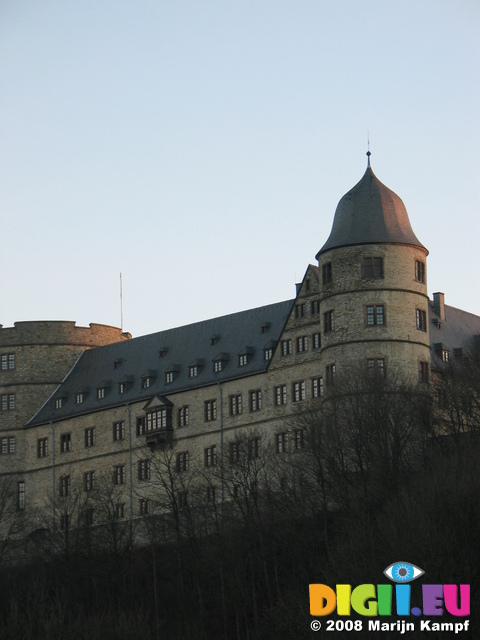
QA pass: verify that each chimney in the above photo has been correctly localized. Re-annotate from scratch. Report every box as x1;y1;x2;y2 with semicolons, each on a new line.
433;292;445;321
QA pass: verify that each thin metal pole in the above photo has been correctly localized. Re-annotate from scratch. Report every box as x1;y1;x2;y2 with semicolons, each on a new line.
50;421;56;534
126;402;133;547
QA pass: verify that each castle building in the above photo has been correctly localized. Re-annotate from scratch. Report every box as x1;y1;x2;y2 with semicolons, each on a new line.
1;156;479;538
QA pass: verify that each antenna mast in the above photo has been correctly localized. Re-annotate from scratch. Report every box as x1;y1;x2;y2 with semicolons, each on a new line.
120;272;124;333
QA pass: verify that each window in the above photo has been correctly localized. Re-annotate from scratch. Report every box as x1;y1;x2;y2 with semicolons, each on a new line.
295;303;305;319
312;332;321;349
0;437;15;455
60;514;69;530
138;460;150;481
75;392;85;404
204;445;217;468
1;353;15;370
60;475;70;497
113;421;125;441
213;360;223;373
146;407;169;431
367;358;386;378
415;260;425;283
54;398;63;409
249;390;262;412
141;377;151;389
293;381;306;403
263;347;273;361
116;503;125;519
311;300;320;315
249;437;260;459
139;499;149;515
113;465;125;485
441;349;450;363
18;481;25;510
229;394;242;416
178;492;188;508
229;442;240;464
322;262;332;285
83;508;94;527
136;417;146;436
60;433;71;453
281;339;292;356
419;361;429;384
238;354;248;367
158;347;168;358
113;358;122;369
37;437;48;458
276;432;287;454
326;364;336;386
366;305;385;326
204;399;217;422
363;257;384;278
296;336;308;353
312;377;324;398
275;385;287;406
83;471;95;492
97;387;105;400
176;451;189;472
1;394;15;411
189;365;198;378
206;486;216;503
294;429;305;451
84;427;95;448
165;371;175;384
178;406;189;427
416;309;427;332
324;310;334;333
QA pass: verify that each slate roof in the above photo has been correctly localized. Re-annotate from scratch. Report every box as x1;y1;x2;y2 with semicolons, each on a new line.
26;300;294;427
317;165;426;257
429;302;480;369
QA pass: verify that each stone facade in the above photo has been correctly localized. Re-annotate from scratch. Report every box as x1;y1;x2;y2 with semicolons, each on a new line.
1;162;479;544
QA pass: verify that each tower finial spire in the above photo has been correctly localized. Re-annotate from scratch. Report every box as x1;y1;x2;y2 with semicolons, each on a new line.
366;132;371;167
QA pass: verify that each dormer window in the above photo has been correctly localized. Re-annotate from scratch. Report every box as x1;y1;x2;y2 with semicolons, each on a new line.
264;348;273;361
75;392;85;405
141;370;156;390
97;387;105;400
119;376;132;395
213;354;228;373
188;359;204;378
434;343;450;363
54;397;64;409
238;347;254;368
158;347;168;358
211;335;220;346
261;323;271;334
165;371;175;384
113;359;122;370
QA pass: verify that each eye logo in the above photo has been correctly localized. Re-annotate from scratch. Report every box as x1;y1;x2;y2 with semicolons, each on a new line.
384;561;424;583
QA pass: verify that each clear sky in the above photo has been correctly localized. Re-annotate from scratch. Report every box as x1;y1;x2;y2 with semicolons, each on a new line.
1;1;479;337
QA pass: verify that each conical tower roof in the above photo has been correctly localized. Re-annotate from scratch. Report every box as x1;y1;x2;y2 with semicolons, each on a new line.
316;160;427;258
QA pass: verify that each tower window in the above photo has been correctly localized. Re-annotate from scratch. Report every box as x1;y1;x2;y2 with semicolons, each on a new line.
415;260;425;284
367;358;386;378
324;310;334;333
322;262;332;286
419;361;430;384
366;305;385;326
416;309;427;332
363;257;384;279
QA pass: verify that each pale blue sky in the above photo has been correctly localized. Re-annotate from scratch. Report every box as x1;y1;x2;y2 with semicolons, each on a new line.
1;1;479;337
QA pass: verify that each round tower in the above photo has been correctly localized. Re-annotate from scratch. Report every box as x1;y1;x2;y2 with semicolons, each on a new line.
316;154;430;385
